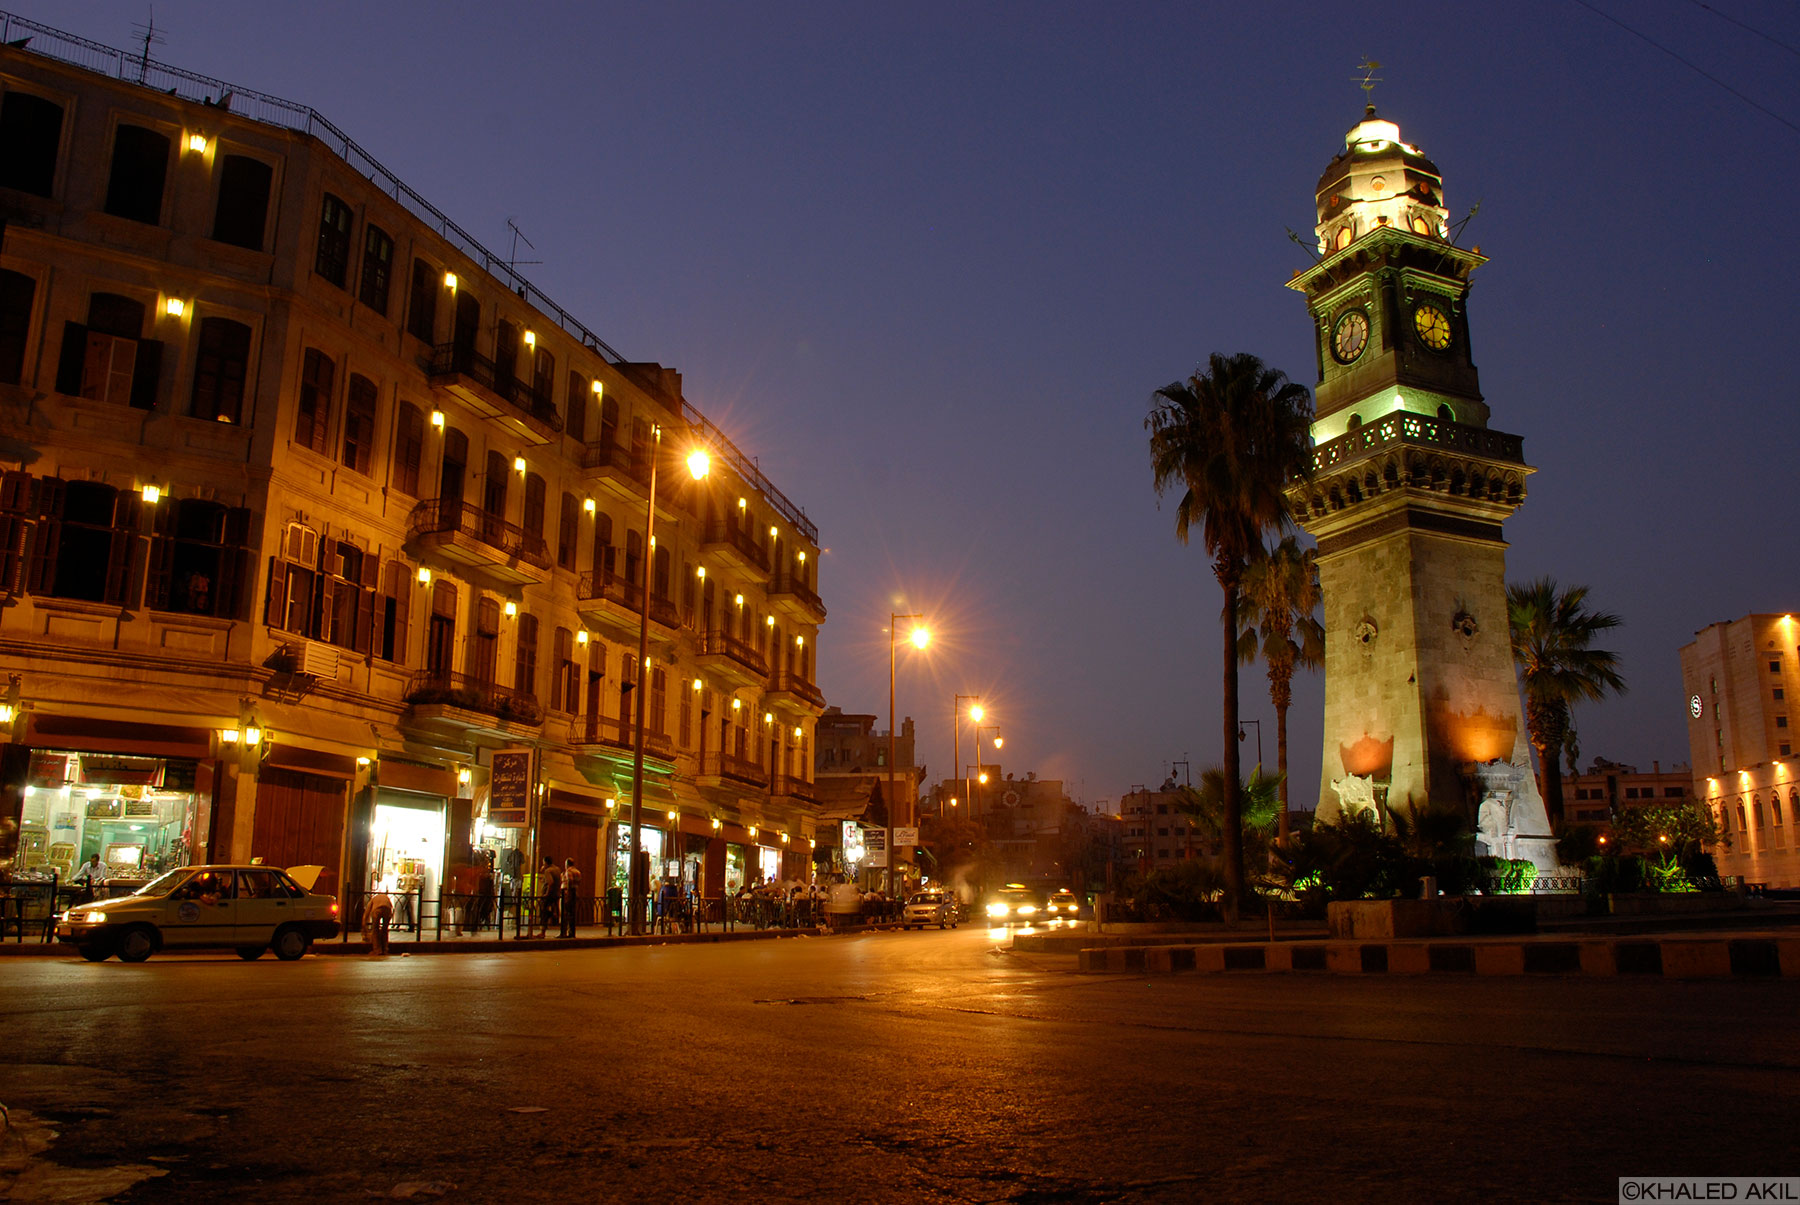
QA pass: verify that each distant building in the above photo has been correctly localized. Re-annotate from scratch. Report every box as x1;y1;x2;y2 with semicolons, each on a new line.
1680;614;1800;887
813;707;922;885
1119;784;1217;870
1561;759;1691;825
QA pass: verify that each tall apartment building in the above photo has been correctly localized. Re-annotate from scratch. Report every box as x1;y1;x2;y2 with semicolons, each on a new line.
1680;613;1799;887
0;17;827;905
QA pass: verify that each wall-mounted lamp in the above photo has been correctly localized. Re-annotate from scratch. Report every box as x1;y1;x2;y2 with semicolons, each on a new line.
797;551;806;563
356;756;372;767
795;635;805;647
748;826;758;839
417;567;432;585
164;297;185;318
710;817;722;831
763;712;773;724
766;615;774;627
503;601;517;618
523;330;535;349
731;698;741;711
139;482;162;504
793;726;803;739
769;526;778;539
444;272;457;291
591;380;603;398
780;832;790;844
513;455;527;474
186;133;208;153
692;678;703;692
430;410;445;429
737;497;747;511
734;594;744;607
458;767;473;785
696;566;706;579
576;630;589;645
584;497;596;514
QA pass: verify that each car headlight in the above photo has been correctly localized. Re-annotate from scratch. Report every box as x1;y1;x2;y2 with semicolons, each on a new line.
986;903;1007;918
66;910;105;924
1018;904;1037;916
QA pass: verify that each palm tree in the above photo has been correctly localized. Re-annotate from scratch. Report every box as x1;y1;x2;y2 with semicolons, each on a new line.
1237;536;1324;843
1147;352;1313;914
1506;578;1626;828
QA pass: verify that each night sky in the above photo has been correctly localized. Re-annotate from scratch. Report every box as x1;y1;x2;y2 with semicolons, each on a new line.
26;1;1800;812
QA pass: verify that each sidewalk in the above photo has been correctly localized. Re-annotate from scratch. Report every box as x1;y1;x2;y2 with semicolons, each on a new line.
0;919;905;958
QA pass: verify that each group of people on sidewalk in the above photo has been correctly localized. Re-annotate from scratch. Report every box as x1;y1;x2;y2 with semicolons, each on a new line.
359;854;582;953
532;855;583;939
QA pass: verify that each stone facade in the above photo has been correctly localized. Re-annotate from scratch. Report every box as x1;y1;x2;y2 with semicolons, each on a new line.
1287;108;1553;869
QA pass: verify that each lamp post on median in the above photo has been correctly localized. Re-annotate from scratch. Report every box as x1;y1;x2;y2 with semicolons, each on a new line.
628;428;709;935
954;694;981;830
888;612;928;899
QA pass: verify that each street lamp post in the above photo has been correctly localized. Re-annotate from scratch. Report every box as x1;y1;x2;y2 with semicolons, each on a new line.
888;612;927;898
628;427;708;936
1237;720;1263;775
954;695;981;826
974;725;1001;814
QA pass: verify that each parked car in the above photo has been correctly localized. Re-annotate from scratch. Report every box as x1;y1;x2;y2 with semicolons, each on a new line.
902;890;960;930
57;864;341;963
1042;888;1082;919
984;883;1041;927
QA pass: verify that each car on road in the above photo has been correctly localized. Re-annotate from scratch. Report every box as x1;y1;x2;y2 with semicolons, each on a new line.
901;890;960;930
1041;888;1082;919
57;864;341;963
985;883;1041;927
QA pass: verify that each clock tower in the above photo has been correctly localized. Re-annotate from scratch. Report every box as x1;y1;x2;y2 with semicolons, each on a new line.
1289;107;1554;867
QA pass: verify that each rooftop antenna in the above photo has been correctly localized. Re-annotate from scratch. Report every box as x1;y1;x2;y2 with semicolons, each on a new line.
1355;57;1382;109
130;8;164;85
1448;200;1482;246
503;218;541;273
1286;227;1322;263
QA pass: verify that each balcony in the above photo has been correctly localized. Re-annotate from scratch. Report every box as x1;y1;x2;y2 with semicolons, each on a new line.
700;750;769;790
702;518;769;576
567;715;674;764
770;774;822;807
768;570;826;622
765;669;826;713
407;499;551;586
581;437;652;502
402;670;543;738
427;344;563;446
576;561;682;643
695;629;769;689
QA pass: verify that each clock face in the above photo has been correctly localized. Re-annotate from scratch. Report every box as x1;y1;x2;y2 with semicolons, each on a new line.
1690;694;1703;719
1332;311;1369;364
1413;302;1452;350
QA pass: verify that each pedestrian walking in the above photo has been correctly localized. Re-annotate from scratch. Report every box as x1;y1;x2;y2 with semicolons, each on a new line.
535;855;560;938
559;858;582;938
473;856;496;934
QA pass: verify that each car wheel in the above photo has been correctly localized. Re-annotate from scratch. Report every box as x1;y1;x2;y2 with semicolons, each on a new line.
236;946;266;961
271;927;309;961
76;942;112;962
118;927;157;963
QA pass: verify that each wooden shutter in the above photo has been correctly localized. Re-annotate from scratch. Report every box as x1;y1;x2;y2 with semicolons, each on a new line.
0;471;28;594
388;561;409;665
264;556;287;628
144;496;177;610
355;547;379;655
104;491;143;604
129;338;163;410
54;322;86;395
26;477;64;594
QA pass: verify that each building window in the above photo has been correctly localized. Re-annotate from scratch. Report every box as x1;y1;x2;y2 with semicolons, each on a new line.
378;560;410;663
1778;716;1790;729
566;372;588;442
1624;787;1640;800
57;293;161;410
315;193;353;288
531;348;554;410
28;480;140;604
406;258;438;343
550;627;576;713
557;492;578;570
295;348;333;454
514;612;538;698
146;498;250;617
1772;660;1783;674
469;597;500;685
651;668;667;737
190;317;252;424
427;580;457;676
522;472;546;543
341;373;378;475
1663;786;1684;797
0;269;35;385
1775;796;1786;828
211;154;272;250
322;541;375;653
392;403;425;497
264;523;317;634
359;225;394;315
1773;687;1785;700
103;125;169;224
0;91;63;197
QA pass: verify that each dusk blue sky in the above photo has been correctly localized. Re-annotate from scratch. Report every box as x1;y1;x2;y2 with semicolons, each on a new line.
26;1;1799;810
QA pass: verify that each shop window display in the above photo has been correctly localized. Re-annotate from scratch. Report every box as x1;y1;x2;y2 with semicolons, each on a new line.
17;751;199;885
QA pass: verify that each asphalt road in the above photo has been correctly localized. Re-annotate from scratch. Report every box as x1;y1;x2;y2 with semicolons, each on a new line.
2;927;1796;1203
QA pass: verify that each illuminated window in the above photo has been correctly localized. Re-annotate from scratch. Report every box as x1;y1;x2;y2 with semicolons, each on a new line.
315;194;353;288
1334;225;1352;250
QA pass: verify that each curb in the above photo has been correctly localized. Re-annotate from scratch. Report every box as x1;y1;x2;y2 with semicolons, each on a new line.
1074;935;1800;979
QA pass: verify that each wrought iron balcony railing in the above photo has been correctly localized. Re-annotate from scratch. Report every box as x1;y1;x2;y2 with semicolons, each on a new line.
403;670;543;726
699;630;769;678
427;344;563;435
703;751;769;788
408;498;552;569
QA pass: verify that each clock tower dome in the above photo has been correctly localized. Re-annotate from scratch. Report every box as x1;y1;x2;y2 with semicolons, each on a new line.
1289;107;1554;868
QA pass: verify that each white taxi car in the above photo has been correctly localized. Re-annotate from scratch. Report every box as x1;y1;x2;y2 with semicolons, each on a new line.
57;864;341;962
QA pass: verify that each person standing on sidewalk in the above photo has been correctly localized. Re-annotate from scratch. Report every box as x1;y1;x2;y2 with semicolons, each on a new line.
559;859;582;938
534;855;561;938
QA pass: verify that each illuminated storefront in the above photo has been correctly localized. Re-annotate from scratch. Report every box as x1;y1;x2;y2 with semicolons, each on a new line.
16;751;203;885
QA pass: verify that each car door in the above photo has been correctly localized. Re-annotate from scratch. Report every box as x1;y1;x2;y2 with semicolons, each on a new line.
163;868;237;946
235;869;295;946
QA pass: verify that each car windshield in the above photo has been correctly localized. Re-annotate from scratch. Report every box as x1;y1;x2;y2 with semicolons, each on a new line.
909;893;943;904
133;868;194;897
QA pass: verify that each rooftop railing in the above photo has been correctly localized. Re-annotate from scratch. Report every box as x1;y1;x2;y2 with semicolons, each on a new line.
1311;412;1525;472
0;9;817;547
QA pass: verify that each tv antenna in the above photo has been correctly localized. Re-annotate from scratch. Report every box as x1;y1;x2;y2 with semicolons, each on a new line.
1355;57;1382;105
129;9;165;84
1286;227;1322;263
1448;200;1482;246
503;218;541;272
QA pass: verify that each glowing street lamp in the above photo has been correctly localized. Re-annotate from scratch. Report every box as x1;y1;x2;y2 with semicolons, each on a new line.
954;695;982;820
888;612;928;897
628;427;711;935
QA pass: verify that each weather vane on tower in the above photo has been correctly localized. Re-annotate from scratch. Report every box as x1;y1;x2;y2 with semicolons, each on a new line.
1355;57;1382;107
